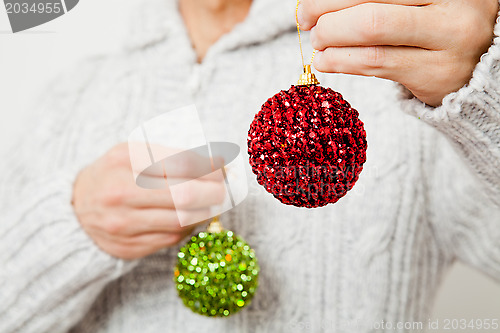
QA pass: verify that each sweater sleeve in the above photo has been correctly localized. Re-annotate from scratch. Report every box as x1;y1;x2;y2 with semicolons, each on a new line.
0;62;138;333
397;13;500;280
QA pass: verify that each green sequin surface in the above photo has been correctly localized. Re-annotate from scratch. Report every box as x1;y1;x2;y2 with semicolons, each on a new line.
174;230;259;317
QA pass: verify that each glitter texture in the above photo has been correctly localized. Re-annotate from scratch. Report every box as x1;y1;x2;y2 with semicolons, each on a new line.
248;85;367;208
174;230;259;317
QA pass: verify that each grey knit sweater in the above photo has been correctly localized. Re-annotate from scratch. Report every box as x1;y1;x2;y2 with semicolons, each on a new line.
1;0;499;332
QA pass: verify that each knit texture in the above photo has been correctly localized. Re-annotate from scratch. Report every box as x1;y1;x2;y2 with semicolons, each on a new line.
1;0;499;332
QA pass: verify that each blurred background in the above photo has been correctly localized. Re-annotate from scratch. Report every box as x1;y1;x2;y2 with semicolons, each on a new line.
0;1;498;331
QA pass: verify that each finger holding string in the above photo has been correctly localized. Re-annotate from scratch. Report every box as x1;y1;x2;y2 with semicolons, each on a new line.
312;45;442;92
310;3;449;52
298;0;433;30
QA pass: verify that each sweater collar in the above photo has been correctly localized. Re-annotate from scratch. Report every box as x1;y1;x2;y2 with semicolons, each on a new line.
126;0;297;53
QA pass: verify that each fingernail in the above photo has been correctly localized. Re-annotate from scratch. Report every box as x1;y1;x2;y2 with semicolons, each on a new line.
297;3;305;28
313;51;322;65
310;27;316;46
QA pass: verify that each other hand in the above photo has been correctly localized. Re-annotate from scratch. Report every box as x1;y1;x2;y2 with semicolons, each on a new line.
72;143;225;260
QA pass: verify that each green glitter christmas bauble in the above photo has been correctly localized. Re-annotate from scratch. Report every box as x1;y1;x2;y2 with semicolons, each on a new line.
174;230;259;317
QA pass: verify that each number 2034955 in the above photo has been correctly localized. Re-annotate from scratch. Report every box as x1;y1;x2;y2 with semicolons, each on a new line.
5;2;62;14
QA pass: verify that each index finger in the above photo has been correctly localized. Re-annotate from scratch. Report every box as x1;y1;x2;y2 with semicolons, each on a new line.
131;143;225;181
298;0;432;30
143;151;225;180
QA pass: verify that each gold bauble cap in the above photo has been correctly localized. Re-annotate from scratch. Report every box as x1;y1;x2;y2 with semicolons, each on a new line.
297;65;319;86
207;216;223;233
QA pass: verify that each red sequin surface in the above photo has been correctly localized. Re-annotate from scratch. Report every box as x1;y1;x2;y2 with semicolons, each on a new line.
247;85;367;208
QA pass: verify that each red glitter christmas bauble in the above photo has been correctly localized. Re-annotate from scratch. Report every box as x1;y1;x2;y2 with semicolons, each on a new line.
247;85;367;208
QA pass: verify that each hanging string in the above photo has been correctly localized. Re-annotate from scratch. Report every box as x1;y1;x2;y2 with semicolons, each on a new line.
296;0;316;68
295;0;305;68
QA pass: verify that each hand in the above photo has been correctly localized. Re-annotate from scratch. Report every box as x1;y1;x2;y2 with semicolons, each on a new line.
72;143;226;260
298;0;499;106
